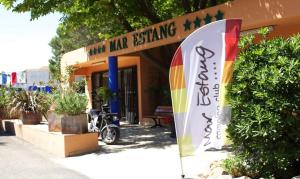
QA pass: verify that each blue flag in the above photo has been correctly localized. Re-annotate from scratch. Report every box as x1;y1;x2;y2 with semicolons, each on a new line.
2;73;7;85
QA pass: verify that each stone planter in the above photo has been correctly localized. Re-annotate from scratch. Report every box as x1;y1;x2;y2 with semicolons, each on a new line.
61;114;88;134
21;111;42;125
47;110;62;132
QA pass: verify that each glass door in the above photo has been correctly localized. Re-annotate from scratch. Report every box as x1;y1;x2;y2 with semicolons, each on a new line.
91;66;138;124
118;67;138;124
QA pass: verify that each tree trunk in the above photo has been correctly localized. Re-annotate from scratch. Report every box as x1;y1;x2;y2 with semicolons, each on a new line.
182;0;192;13
199;0;208;9
137;0;162;23
192;0;201;11
110;0;134;32
210;0;218;6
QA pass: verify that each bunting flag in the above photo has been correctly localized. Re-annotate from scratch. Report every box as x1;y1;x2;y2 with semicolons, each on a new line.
169;19;241;157
6;74;11;85
11;72;17;85
45;86;52;93
2;73;7;85
17;71;26;84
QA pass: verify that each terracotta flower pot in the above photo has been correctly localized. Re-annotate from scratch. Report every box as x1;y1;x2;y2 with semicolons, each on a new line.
61;114;88;134
21;111;42;125
47;110;62;132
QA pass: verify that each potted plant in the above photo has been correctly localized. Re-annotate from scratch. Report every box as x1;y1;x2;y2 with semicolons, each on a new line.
54;90;88;134
96;86;114;105
9;90;51;125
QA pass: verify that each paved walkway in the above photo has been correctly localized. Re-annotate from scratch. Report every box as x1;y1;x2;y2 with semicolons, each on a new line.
0;124;230;179
54;124;230;179
0;134;89;179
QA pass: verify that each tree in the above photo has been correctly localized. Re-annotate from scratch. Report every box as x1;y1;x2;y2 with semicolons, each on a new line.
48;24;99;81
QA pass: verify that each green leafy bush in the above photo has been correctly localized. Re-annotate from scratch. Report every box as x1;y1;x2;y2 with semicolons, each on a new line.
0;87;11;118
96;86;114;105
0;87;10;109
55;91;87;116
225;32;300;178
74;79;86;94
222;155;257;178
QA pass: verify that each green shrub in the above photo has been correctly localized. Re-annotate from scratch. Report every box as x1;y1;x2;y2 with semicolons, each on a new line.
222;155;245;177
73;79;86;94
222;155;260;178
0;87;10;109
55;91;87;116
96;86;113;105
0;87;11;118
226;32;300;178
9;90;51;119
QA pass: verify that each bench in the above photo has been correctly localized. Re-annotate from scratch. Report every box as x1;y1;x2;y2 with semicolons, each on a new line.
144;106;173;128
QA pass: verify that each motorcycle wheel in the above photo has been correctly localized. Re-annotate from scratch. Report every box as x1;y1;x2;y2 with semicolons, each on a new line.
101;126;120;145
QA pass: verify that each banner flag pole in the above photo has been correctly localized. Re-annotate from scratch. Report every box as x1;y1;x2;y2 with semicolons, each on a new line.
169;19;242;178
179;157;185;179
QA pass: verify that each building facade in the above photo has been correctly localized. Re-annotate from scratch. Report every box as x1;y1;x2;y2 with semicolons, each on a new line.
61;0;300;124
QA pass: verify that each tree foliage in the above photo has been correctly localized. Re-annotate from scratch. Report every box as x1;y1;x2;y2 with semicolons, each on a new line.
48;24;99;81
0;87;10;109
224;31;300;178
1;0;229;39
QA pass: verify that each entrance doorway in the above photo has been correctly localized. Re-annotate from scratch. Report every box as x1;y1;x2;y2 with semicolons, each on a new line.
91;66;139;124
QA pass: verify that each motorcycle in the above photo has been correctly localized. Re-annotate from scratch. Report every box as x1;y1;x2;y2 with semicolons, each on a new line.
88;105;120;144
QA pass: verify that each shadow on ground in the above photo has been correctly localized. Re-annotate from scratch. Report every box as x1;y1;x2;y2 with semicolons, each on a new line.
0;132;14;146
205;145;233;152
0;132;14;137
96;123;177;155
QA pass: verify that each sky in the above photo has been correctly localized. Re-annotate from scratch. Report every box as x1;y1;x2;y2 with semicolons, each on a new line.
0;5;61;72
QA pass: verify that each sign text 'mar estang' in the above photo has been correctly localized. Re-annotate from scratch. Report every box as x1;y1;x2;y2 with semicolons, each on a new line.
109;21;176;52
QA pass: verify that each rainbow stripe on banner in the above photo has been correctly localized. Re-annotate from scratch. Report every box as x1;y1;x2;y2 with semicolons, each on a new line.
169;19;241;157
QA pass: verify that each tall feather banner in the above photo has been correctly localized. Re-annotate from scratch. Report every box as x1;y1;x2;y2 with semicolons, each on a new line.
169;19;241;158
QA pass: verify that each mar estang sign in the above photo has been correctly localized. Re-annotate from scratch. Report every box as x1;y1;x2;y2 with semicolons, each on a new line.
109;21;176;52
87;10;224;59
